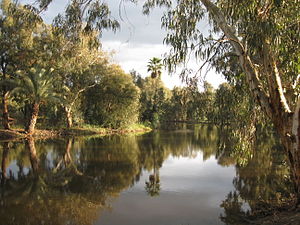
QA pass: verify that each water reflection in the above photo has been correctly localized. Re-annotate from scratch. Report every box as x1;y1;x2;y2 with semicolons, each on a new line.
1;142;9;186
0;125;292;225
218;128;292;224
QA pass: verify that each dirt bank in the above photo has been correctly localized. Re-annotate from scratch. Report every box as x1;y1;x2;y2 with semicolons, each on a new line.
0;129;25;141
252;209;300;225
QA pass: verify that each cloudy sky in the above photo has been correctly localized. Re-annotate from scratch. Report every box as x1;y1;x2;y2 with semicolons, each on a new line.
22;0;225;89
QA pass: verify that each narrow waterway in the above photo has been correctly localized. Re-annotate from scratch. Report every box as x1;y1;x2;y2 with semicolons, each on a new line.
0;125;291;225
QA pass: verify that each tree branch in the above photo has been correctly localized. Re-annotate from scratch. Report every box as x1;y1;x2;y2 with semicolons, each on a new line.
200;0;273;119
68;83;96;109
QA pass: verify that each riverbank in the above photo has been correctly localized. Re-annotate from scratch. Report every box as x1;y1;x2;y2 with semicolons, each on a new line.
0;124;152;141
243;198;300;225
251;209;300;225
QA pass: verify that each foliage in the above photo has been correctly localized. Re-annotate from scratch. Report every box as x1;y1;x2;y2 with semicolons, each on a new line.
3;67;61;132
147;57;163;79
0;0;45;129
39;0;119;40
0;0;139;131
55;31;110;128
10;68;59;104
84;65;140;128
139;76;171;127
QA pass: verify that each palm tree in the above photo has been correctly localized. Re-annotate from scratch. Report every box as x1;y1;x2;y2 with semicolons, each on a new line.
147;57;163;79
147;57;164;127
11;67;60;134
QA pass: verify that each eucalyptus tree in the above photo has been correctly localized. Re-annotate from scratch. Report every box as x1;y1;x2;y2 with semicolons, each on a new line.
213;83;236;125
142;0;300;204
56;33;109;128
34;0;120;37
38;0;120;128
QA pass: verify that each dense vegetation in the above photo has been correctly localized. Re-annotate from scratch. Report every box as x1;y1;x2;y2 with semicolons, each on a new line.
0;0;139;131
0;0;252;133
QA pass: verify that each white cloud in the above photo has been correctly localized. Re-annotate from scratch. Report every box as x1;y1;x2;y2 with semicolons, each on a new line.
102;41;183;89
102;40;226;89
20;0;226;89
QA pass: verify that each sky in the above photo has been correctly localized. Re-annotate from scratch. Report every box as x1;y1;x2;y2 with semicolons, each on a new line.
21;0;226;89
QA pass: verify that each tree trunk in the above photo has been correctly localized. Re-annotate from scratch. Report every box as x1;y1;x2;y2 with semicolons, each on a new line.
200;0;300;205
26;102;40;135
1;57;10;130
62;84;96;129
64;106;73;128
269;113;300;205
2;91;10;130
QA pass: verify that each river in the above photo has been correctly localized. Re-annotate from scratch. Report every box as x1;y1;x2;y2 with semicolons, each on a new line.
0;125;292;225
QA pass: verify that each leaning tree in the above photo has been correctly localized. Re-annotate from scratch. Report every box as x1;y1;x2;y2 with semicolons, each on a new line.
140;0;300;204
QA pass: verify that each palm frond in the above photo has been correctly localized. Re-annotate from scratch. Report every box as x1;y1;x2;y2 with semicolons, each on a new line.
8;67;61;105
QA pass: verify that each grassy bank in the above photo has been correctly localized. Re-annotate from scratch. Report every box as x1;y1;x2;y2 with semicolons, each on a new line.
61;124;151;136
0;124;152;141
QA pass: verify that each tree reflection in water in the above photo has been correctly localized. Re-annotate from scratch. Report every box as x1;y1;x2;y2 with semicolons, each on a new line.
0;125;294;225
0;138;106;225
1;142;10;187
217;126;293;224
144;132;162;196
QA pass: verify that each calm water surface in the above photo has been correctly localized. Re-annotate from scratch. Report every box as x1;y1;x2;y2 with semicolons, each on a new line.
0;126;290;225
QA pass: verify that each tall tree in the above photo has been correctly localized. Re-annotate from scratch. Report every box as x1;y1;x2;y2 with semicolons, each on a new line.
143;0;300;204
57;33;108;128
145;57;167;127
0;0;42;129
43;0;120;128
